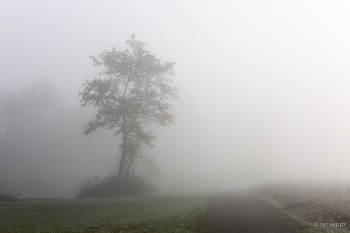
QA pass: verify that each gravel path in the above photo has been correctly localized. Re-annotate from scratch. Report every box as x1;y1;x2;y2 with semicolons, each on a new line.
209;191;291;233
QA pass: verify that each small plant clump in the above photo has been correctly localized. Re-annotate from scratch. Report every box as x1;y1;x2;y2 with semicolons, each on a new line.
0;183;19;202
0;192;18;202
75;174;158;198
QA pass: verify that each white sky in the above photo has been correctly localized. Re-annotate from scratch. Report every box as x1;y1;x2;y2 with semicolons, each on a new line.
1;0;350;191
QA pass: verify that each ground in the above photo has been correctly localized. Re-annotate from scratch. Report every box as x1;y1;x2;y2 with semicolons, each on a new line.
2;190;348;232
0;193;208;232
208;191;291;233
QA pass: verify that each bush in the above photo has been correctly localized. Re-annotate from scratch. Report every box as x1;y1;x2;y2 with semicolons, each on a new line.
0;192;19;202
75;175;101;197
0;183;19;202
76;175;158;198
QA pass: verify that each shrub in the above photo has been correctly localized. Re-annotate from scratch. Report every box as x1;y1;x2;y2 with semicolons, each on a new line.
0;192;19;202
0;183;19;202
75;175;101;197
76;174;158;198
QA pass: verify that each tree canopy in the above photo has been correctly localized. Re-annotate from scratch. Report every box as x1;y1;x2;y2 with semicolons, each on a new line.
79;34;177;181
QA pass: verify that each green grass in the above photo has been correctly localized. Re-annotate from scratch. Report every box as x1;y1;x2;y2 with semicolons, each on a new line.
0;193;211;233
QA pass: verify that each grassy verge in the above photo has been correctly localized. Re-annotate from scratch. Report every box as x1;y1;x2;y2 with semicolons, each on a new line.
0;193;210;232
249;181;350;233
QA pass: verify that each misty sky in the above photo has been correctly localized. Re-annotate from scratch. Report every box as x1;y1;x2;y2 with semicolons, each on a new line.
1;1;350;195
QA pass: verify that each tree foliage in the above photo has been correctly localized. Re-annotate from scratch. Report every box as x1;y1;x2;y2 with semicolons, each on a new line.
79;34;177;180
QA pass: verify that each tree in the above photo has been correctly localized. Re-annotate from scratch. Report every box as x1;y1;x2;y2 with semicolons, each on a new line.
0;81;69;190
0;80;65;149
79;34;177;181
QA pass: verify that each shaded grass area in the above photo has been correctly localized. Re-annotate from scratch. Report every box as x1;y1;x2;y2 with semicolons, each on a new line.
0;193;209;232
249;182;350;233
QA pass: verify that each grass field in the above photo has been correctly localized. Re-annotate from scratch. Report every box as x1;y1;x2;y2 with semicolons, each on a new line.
0;193;211;233
249;181;350;233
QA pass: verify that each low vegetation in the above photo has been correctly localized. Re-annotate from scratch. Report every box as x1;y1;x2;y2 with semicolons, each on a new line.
75;174;158;198
0;192;19;202
0;183;18;202
0;193;210;232
249;180;350;233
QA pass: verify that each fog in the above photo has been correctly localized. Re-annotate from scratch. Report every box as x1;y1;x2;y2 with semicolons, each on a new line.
1;1;350;197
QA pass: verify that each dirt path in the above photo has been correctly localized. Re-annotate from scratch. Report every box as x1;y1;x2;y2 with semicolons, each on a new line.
209;191;291;233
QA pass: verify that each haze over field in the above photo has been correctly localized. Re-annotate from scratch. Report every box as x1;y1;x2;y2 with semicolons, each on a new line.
1;1;350;197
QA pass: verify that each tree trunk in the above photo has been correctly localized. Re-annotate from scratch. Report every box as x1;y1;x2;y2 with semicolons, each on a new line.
117;115;127;182
125;155;133;179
